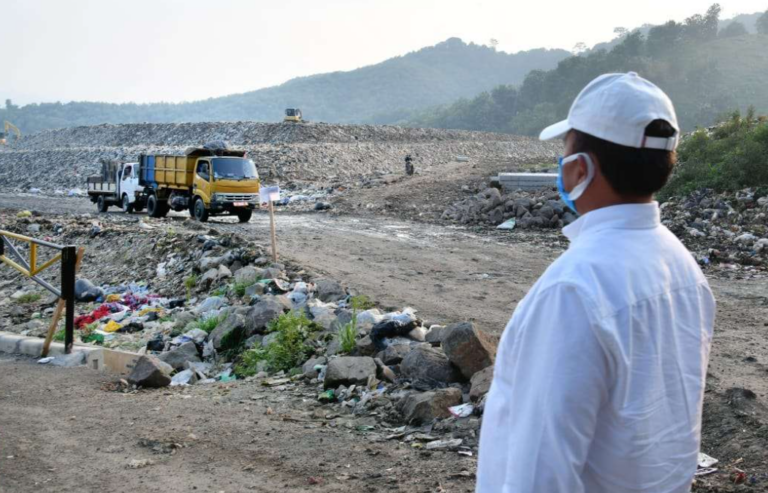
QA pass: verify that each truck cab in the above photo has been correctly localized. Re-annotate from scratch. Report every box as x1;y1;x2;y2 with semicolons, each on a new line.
190;155;260;221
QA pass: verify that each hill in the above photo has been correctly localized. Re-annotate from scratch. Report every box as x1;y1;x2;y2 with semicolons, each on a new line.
408;8;768;135
0;39;569;134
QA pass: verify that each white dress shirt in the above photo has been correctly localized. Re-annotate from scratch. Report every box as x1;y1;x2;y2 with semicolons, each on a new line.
477;202;715;493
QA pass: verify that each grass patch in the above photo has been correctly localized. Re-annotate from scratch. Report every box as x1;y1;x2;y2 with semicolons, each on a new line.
53;329;66;342
184;275;198;300
337;295;373;354
234;311;317;377
660;109;768;199
195;315;222;334
211;285;228;297
233;280;257;297
15;293;41;304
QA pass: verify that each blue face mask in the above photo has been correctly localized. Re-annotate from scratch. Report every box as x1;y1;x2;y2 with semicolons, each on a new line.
557;153;595;214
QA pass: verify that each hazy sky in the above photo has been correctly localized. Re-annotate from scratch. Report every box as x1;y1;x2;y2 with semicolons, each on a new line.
1;0;765;105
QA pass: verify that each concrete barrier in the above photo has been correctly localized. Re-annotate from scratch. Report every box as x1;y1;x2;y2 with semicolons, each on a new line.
496;172;557;191
0;331;138;374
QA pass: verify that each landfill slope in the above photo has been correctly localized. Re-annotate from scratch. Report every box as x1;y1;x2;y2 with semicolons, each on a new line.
0;121;560;191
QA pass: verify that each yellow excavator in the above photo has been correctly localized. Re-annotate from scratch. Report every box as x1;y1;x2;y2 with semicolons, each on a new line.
283;108;303;123
0;121;21;145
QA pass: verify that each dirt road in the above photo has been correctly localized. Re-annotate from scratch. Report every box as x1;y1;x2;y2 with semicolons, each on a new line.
2;193;768;492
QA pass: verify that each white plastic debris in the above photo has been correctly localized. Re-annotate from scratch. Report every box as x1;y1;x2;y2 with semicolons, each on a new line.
698;452;718;468
496;218;516;230
426;439;463;450
171;369;195;386
37;357;55;364
448;403;475;418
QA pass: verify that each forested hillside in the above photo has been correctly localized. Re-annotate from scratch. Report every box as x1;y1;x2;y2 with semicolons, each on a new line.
409;6;768;135
0;39;569;134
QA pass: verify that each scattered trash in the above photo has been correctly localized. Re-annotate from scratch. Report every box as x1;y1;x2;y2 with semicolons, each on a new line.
496;218;516;230
448;403;474;418
37;357;55;364
127;459;154;469
425;439;463;450
698;452;718;468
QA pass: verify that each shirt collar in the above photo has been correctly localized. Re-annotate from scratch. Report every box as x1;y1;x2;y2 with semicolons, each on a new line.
563;202;661;241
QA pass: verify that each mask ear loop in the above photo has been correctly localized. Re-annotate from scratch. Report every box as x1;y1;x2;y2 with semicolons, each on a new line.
564;153;595;201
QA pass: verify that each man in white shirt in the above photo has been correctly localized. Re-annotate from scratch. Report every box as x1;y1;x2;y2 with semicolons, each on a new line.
476;72;716;493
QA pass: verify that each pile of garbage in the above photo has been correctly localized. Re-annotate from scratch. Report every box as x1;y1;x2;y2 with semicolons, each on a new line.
0;121;560;193
661;188;768;271
0;210;498;444
441;187;577;229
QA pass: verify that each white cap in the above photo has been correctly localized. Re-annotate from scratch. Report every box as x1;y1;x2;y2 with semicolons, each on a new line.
539;72;679;151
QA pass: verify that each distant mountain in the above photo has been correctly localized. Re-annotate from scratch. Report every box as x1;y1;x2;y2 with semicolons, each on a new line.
0;38;570;134
408;8;768;135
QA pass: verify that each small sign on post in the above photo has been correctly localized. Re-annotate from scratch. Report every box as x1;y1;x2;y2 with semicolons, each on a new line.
260;185;280;263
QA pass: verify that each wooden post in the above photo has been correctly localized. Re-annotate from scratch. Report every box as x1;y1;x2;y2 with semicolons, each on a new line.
41;247;85;357
268;199;278;263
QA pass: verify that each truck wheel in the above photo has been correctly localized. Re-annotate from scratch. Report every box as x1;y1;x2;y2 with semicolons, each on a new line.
147;194;168;218
122;195;134;214
236;209;253;223
97;195;109;213
193;198;209;222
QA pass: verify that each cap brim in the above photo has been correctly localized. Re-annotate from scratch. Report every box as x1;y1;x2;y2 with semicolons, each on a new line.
539;120;572;141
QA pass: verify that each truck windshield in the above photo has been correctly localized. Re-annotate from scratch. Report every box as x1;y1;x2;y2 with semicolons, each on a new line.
211;158;258;180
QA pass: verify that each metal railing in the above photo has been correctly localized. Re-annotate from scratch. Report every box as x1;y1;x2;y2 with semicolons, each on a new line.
0;230;79;355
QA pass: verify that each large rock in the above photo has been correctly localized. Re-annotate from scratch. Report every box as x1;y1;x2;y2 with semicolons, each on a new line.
315;279;346;303
442;322;496;379
398;388;462;424
425;326;446;346
400;345;462;385
195;296;225;315
235;265;261;285
244;299;284;335
210;313;245;350
302;356;327;379
158;342;201;370
469;365;494;401
378;344;412;365
128;356;172;388
324;357;377;389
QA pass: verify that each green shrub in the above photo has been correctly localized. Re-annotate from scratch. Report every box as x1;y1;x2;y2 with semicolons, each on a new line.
661;110;768;199
15;293;41;304
233;280;256;297
195;315;222;334
53;329;66;342
336;295;373;354
234;311;316;376
184;275;198;300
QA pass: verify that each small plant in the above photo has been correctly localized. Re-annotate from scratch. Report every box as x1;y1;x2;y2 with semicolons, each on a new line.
336;295;372;354
184;275;198;300
233;280;256;297
15;293;41;304
211;285;228;297
195;315;222;334
235;311;316;376
53;329;66;342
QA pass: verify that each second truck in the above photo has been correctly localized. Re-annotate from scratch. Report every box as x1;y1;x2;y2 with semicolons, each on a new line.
87;144;260;222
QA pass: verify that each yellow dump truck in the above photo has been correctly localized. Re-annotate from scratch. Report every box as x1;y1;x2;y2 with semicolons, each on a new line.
87;144;260;222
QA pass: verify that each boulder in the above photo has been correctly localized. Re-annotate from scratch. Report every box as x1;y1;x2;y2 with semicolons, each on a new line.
354;335;377;356
235;265;261;285
378;344;412;365
128;356;172;388
244;299;284;335
195;296;225;315
400;345;462;385
302;356;327;379
469;365;494;401
324;357;377;389
398;388;462;424
209;313;245;350
425;326;446;346
158;342;201;370
442;322;497;379
315;279;346;303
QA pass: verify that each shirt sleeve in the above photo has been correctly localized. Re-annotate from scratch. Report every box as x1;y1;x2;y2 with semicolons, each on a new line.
481;283;611;493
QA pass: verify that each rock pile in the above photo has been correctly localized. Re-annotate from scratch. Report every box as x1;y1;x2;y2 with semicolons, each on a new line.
0;122;560;193
0;210;499;440
442;187;577;229
661;188;768;271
